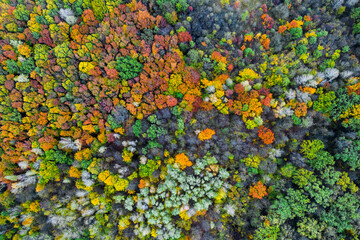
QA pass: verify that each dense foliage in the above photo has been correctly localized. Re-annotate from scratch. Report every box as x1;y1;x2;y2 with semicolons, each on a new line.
0;0;360;239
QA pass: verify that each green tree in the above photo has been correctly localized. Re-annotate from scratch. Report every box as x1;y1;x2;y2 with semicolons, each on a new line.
292;168;316;188
14;4;30;21
330;88;360;121
54;42;73;67
300;139;324;160
157;0;188;13
297;218;326;239
271;188;315;222
19;58;35;75
320;193;360;233
34;44;49;68
5;60;19;74
280;163;296;178
132;120;142;137
335;138;360;170
313;90;336;114
107;115;122;129
341;118;360;130
139;159;158;178
307;150;334;170
38;160;60;184
254;223;280;240
320;166;341;186
290;27;303;39
296;45;307;56
304;180;333;207
44;149;73;165
116;56;143;80
351;7;360;34
90;0;107;21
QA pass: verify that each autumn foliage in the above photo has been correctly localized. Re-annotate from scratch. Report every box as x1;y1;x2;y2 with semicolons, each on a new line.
175;153;193;169
0;0;357;239
249;181;268;199
198;128;216;141
257;126;275;144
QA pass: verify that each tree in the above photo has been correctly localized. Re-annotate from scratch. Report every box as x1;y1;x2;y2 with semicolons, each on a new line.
132;120;142;137
198;128;215;141
307;150;334;170
19;58;35;75
330;88;360;121
313;90;335;114
351;7;360;34
90;0;107;21
175;153;192;170
34;44;49;68
38;160;60;184
320;193;360;233
44;149;73;165
116;56;143;80
249;181;268;199
54;42;73;67
5;60;19;75
300;139;324;160
335;138;360;170
271;188;315;221
297;218;326;239
14;4;30;21
292;168;315;188
258;126;275;144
